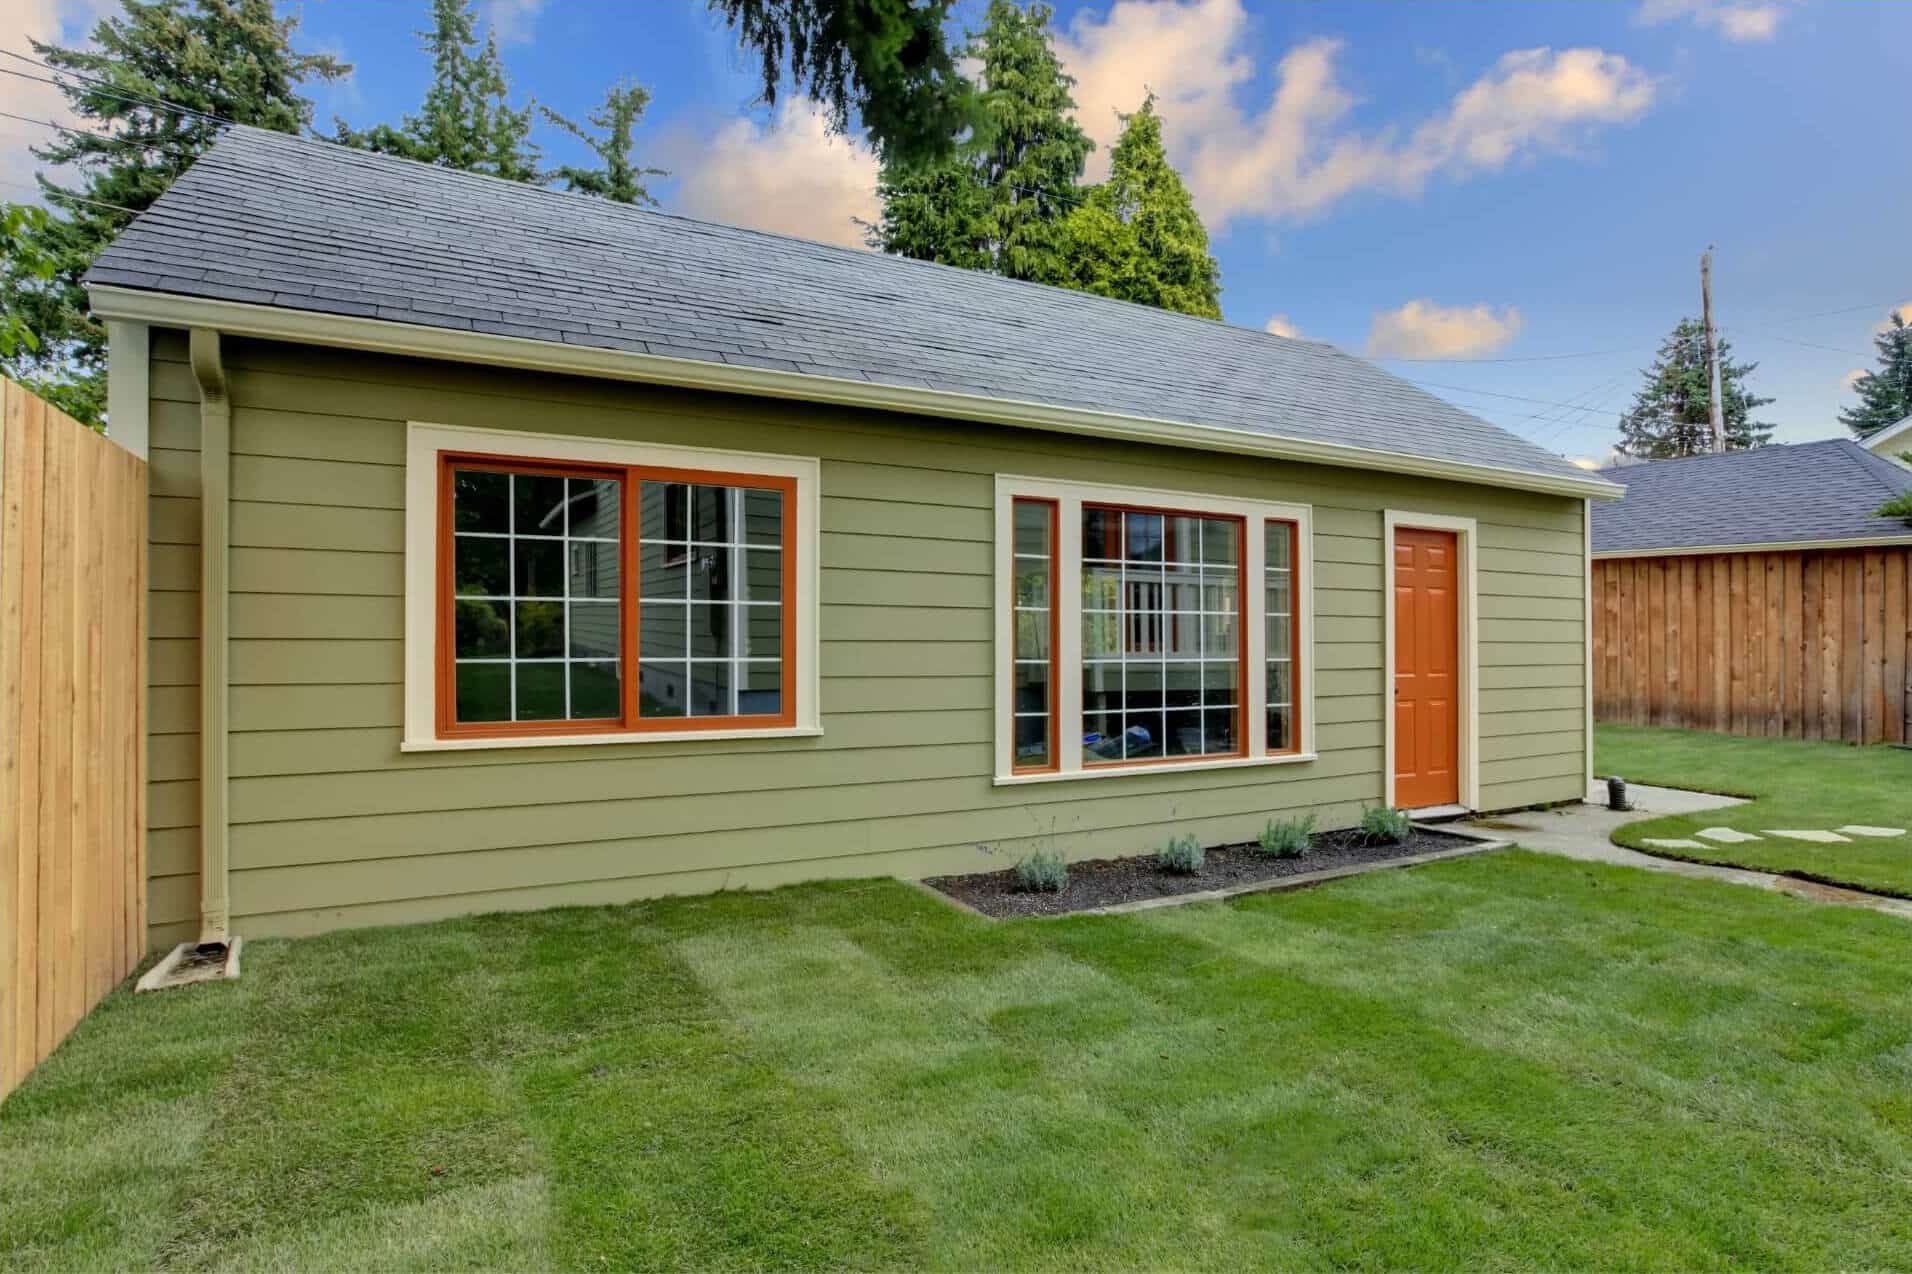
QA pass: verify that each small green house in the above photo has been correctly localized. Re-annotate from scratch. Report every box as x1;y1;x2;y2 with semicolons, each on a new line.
88;127;1619;947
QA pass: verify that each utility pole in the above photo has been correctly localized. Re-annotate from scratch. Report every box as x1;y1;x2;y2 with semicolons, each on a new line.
1701;248;1726;453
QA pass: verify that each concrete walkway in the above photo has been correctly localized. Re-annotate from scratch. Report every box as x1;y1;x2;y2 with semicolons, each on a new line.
1457;783;1912;922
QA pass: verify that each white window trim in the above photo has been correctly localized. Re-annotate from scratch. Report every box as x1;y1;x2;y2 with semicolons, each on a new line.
402;420;821;751
1381;509;1480;811
993;474;1315;785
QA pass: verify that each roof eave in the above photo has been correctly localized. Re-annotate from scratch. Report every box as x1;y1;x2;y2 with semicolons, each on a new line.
1593;533;1912;559
89;283;1624;502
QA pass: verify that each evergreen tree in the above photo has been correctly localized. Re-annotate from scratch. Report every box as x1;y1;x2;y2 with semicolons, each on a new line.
1616;318;1775;458
871;0;1090;284
1056;96;1220;318
542;82;666;206
711;0;980;169
336;0;540;183
1838;309;1912;438
0;0;346;427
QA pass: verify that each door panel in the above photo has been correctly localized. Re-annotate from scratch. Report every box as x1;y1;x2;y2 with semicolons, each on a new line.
1393;528;1459;808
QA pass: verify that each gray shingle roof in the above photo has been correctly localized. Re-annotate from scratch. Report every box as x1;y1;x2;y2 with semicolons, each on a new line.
1593;439;1912;554
88;125;1605;492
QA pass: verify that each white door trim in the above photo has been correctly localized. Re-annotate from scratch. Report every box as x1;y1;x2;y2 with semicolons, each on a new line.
1383;510;1479;812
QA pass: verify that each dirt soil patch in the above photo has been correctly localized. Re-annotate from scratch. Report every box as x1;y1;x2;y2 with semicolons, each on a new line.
926;827;1485;919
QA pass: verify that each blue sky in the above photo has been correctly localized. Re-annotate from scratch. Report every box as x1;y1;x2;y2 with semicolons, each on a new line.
11;0;1911;460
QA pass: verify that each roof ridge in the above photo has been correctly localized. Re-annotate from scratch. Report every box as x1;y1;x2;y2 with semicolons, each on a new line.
227;126;1341;354
1827;434;1912;498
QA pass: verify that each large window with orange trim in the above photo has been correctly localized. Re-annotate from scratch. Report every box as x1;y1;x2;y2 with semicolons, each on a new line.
438;451;795;739
995;477;1312;782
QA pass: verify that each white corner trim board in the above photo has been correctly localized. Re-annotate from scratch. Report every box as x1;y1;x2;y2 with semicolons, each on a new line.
105;319;150;459
401;420;822;750
1381;509;1481;813
86;284;1624;503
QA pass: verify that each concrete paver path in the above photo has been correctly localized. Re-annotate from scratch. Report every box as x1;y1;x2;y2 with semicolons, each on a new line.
1457;784;1912;922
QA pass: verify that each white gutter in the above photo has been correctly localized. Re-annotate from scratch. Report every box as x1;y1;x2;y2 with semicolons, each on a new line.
88;284;1624;503
1594;535;1912;559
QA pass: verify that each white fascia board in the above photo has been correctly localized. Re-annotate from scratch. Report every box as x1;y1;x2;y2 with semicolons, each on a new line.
87;284;1626;503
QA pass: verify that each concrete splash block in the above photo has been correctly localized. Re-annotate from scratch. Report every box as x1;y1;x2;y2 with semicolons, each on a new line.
1763;829;1851;844
1837;826;1907;839
1642;838;1708;850
1695;827;1763;844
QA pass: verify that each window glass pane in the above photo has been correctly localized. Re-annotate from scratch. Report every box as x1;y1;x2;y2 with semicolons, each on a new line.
693;485;732;542
1124;712;1165;758
1266;703;1292;752
690;546;732;601
1164;515;1200;564
1014;662;1049;714
568;540;619;599
1082;506;1121;560
1083;662;1122;717
742;488;783;545
570;661;621;719
569;477;620;540
1014;501;1051;555
689;662;732;715
1268;661;1292;707
1265;573;1292;617
1203;571;1239;614
1265;520;1292;570
1203;612;1238;657
455;599;509;658
1268;616;1292;659
454;537;507;596
740;549;781;602
569;602;618;660
1125;661;1163;708
1165;569;1201;612
1203;518;1240;564
453;470;508;532
689;603;731;658
1014;715;1051;769
1015;611;1049;659
1166;708;1203;757
1081;563;1119;611
638;541;687;599
1207;708;1239;754
1203;660;1238;705
514;539;564;598
1165;614;1202;658
641;481;688;541
1124;511;1164;562
514;600;563;659
455;662;511;722
640;602;687;659
515;663;565;720
1017;560;1052;608
1164;661;1201;707
638;661;686;717
1082;610;1118;658
742;605;782;658
739;661;782;715
514;474;567;536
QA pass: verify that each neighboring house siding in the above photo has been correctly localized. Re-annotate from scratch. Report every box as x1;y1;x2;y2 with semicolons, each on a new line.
143;330;1588;945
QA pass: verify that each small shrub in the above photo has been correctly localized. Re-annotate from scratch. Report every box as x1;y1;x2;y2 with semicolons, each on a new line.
1156;833;1205;875
1258;814;1316;859
1357;805;1414;846
1015;849;1068;893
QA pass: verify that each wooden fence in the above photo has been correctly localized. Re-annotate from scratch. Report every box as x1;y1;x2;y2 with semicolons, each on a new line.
1593;546;1912;745
1;379;147;1101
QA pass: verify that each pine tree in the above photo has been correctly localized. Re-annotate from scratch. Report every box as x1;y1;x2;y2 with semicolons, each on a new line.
711;0;980;169
542;82;667;206
871;0;1090;284
336;0;540;183
1838;309;1912;438
0;0;346;427
1056;96;1220;318
1616;318;1775;458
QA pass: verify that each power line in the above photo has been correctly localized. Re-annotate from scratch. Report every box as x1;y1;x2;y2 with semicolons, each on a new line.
0;49;235;131
0;108;201;161
0;176;141;216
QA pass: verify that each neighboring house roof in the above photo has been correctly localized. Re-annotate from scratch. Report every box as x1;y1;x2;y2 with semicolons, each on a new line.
1862;415;1912;468
1592;439;1912;556
85;125;1616;500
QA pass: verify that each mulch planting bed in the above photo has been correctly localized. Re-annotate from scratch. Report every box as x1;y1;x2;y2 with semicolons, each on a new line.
926;827;1487;919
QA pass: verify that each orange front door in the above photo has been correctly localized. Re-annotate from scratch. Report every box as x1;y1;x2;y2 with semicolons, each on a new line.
1393;527;1459;809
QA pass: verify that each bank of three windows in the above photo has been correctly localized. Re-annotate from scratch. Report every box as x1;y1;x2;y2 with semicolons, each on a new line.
1008;487;1305;778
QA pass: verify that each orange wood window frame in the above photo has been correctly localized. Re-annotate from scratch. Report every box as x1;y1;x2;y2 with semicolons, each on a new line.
436;451;798;739
1266;517;1303;757
1011;497;1061;774
1080;502;1249;768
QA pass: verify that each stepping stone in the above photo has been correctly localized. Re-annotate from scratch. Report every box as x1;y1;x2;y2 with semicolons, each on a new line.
1837;825;1907;838
1642;838;1707;850
1695;827;1763;844
1763;829;1851;843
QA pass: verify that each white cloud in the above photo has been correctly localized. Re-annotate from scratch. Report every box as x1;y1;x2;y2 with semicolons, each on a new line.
1843;368;1867;388
1636;0;1786;42
481;0;547;46
1263;315;1301;339
0;0;116;198
1056;0;1655;227
657;102;879;250
1876;302;1912;333
1365;300;1523;359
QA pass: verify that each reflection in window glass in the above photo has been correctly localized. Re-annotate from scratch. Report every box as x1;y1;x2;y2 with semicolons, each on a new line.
638;481;784;718
1265;519;1297;752
1011;499;1055;769
1082;507;1242;761
450;467;623;724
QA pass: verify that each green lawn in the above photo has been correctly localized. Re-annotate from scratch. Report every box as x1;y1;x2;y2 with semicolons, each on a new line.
1598;723;1912;896
7;854;1912;1269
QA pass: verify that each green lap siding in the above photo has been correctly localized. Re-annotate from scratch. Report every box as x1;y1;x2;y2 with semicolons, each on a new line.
143;331;1589;944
